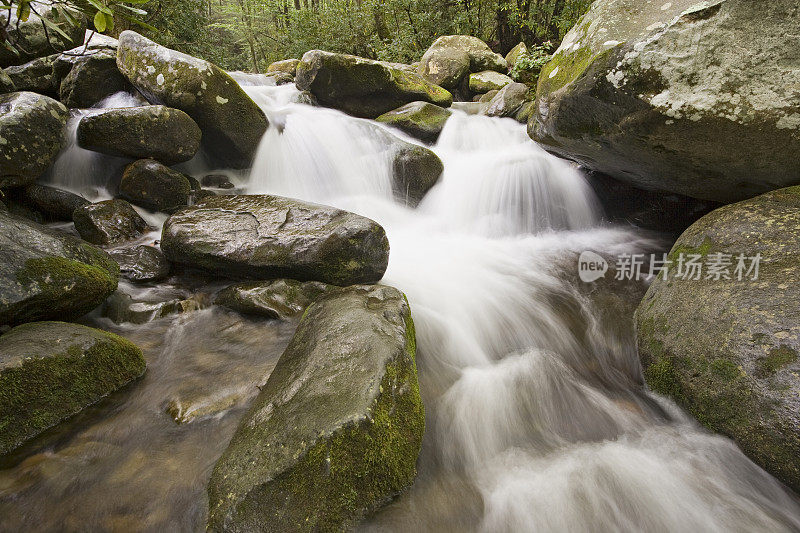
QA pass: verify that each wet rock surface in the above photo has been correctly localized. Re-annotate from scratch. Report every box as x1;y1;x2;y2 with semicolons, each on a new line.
108;245;171;283
73;199;150;245
376;101;452;143
8;184;89;222
161;194;390;285
215;279;332;320
207;285;424;532
119;159;193;213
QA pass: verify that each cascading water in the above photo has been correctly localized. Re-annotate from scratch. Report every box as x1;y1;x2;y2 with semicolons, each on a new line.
2;81;799;531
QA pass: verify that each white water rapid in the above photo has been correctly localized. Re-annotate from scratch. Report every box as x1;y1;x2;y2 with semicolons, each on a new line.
3;82;799;532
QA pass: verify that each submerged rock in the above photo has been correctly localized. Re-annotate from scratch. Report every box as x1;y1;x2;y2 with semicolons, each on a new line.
484;82;530;118
0;209;119;326
161;195;389;286
468;70;513;94
72;199;149;245
215;279;332;320
375;101;452;144
3;55;58;96
56;49;131;108
0;8;85;68
77;105;201;165
636;186;800;491
531;0;800;203
116;31;268;168
102;290;205;325
119;159;193;213
0;321;145;455
9;184;89;222
267;58;300;76
0;92;69;188
295;50;453;119
108;245;171;283
392;142;443;205
207;285;424;531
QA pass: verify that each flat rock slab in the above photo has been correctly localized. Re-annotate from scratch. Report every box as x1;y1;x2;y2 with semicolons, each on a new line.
161;195;389;286
207;285;424;532
0;321;145;455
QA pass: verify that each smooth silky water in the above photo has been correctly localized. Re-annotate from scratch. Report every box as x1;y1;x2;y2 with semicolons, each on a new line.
1;82;799;532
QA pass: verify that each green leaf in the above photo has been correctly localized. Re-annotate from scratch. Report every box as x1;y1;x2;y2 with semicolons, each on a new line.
116;3;147;15
87;0;113;15
94;10;106;32
16;0;30;22
104;11;114;32
41;17;72;40
116;12;157;32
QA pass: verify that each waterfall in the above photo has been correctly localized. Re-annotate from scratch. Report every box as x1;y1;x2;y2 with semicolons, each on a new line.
243;86;800;532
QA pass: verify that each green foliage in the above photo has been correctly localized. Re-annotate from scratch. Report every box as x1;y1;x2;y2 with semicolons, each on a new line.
509;40;552;82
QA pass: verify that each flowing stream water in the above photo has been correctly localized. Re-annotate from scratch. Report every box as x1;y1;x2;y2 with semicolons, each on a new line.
2;82;800;532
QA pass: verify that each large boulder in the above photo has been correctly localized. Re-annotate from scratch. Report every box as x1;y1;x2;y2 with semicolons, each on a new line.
3;55;59;96
419;36;507;89
468;70;513;94
55;49;132;108
0;91;69;188
267;58;300;76
215;279;332;320
119;159;193;213
207;285;424;531
295;50;453;119
392;142;443;205
531;0;800;203
115;31;268;168
0;321;145;455
9;183;89;221
636;186;800;491
484;82;531;118
0;209;119;326
161;195;389;286
0;6;86;68
72;199;150;245
376;101;452;144
77;106;201;164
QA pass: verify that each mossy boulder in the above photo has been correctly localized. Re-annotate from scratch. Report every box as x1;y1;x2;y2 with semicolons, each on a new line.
376;101;452;143
267;59;300;76
419;36;507;83
56;49;132;108
108;245;171;283
0;68;15;93
295;50;453;119
207;284;424;532
0;7;85;68
161;194;390;286
4;55;59;97
0;91;69;188
392;142;443;206
215;279;332;320
531;0;800;203
636;185;800;491
77;105;201;165
0;209;119;326
0;321;145;455
417;44;470;91
484;82;531;118
505;42;528;69
119;159;193;213
73;199;150;245
9;183;88;221
116;31;268;168
468;70;513;94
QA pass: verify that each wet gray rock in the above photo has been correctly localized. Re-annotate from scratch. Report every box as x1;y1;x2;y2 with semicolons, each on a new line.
0;321;145;455
0;91;69;188
102;290;206;325
484;82;530;118
116;31;268;168
375;101;452;144
0;7;86;68
215;279;332;320
266;72;294;85
161;194;389;286
531;0;800;203
9;183;89;221
56;49;132;108
0;209;119;326
72;199;149;245
77;105;201;165
3;55;59;96
207;285;424;532
392;142;443;205
295;50;453;118
637;185;800;492
119;159;193;213
201;174;234;189
108;245;171;283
